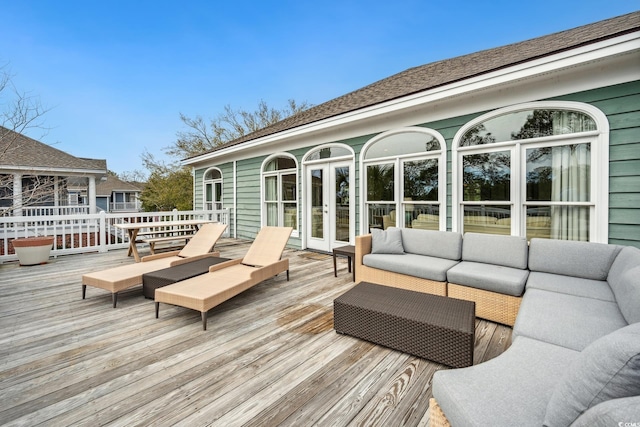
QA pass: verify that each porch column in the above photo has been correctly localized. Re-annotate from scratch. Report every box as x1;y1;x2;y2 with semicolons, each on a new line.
13;173;23;216
88;176;97;214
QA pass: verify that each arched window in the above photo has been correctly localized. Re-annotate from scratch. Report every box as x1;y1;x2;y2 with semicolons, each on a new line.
203;168;222;210
453;101;609;242
361;127;446;232
261;154;298;231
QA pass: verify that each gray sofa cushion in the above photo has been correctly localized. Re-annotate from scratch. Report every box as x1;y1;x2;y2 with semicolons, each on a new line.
543;322;640;427
513;289;627;351
607;245;640;324
446;261;529;296
400;228;462;260
571;396;640;427
371;227;404;254
526;271;615;302
432;336;578;427
461;232;528;269
362;253;459;282
528;238;621;280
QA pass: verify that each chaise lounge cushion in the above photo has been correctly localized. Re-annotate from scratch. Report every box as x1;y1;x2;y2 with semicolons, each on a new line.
606;245;640;324
528;238;621;280
370;227;405;254
526;272;615;302
363;253;459;282
432;336;578;427
513;289;628;351
543;322;640;427
400;228;462;260
446;262;529;296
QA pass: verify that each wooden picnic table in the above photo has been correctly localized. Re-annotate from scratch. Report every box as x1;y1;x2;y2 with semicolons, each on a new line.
114;219;214;262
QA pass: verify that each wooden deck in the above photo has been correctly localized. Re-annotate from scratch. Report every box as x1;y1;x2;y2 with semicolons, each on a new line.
0;239;512;426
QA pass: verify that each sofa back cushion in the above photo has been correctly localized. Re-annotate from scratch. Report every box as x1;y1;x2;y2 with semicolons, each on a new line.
607;245;640;324
400;228;462;260
528;238;621;280
461;232;528;269
543;322;640;427
371;227;405;254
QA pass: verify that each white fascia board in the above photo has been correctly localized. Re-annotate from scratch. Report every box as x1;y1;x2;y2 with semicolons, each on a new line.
183;32;640;167
0;166;107;176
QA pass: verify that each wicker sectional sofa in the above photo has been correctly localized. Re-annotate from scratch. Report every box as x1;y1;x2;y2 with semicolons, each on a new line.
354;227;640;425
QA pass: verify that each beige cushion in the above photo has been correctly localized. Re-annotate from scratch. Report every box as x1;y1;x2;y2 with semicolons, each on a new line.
242;226;293;267
178;222;227;258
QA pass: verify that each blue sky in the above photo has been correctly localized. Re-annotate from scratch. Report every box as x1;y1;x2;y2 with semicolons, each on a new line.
2;1;638;175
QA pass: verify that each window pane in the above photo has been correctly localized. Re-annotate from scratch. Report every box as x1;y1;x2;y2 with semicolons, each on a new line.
525;206;552;240
366;164;394;201
284;203;297;229
265;156;296;171
463;205;511;235
306;146;351;161
404;159;438;202
406;205;439;230
364;133;440;159
264;176;277;201
527;144;590;202
551;205;590;241
463;151;510;201
461;110;596;146
266;202;278;226
281;173;297;201
367;203;395;231
204;169;221;180
311;169;323;238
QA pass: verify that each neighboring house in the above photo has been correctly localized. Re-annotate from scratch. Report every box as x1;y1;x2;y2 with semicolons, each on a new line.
0;126;107;215
184;12;640;250
95;175;143;213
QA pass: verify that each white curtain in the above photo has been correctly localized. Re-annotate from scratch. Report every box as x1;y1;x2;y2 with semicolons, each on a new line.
265;176;278;226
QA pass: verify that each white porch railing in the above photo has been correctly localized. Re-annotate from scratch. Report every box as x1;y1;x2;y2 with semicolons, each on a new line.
109;201;142;211
22;206;91;216
0;209;230;263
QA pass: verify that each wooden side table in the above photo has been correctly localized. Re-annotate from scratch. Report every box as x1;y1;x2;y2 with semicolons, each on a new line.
333;245;355;282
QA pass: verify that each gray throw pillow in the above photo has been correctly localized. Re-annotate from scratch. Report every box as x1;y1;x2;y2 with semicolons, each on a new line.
371;227;404;254
543;322;640;427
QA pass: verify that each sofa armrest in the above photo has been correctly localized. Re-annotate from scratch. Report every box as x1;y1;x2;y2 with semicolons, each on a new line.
355;234;372;272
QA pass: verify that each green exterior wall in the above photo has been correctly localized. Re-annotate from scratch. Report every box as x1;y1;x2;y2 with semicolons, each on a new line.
192;80;640;249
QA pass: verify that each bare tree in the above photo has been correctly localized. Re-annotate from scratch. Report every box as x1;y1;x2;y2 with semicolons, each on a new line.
0;64;53;216
167;99;311;159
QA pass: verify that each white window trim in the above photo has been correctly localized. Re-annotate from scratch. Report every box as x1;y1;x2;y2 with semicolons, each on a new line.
202;167;223;211
360;127;447;232
260;153;299;238
452;101;609;242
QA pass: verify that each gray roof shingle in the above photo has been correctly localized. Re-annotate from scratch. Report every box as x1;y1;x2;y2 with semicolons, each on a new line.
0;126;106;173
188;11;640;159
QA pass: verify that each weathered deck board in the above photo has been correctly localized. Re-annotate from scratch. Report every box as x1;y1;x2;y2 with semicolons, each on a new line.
0;239;512;426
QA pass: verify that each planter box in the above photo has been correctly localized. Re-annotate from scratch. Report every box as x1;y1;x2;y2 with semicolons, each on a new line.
12;236;54;266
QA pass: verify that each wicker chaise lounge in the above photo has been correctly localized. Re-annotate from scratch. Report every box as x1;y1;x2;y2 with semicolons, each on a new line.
154;226;293;330
82;222;227;307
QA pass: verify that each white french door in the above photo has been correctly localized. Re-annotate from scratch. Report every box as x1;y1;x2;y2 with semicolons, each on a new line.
306;161;352;252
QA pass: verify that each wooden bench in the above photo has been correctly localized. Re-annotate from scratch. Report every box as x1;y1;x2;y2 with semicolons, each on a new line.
142;232;195;254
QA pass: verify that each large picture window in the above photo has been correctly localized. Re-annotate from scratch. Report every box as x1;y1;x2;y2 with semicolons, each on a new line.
453;102;608;242
362;128;446;232
262;154;298;231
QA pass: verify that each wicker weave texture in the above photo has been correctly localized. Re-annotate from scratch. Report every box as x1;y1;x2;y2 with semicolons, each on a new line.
334;282;474;368
429;398;451;427
142;257;231;299
357;264;447;296
448;283;521;326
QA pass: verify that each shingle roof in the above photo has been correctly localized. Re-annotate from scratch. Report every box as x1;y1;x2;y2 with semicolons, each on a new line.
95;175;142;196
0;126;106;172
188;11;640;160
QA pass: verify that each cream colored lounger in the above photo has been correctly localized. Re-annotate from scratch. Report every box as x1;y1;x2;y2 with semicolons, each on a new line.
82;222;227;307
155;226;293;330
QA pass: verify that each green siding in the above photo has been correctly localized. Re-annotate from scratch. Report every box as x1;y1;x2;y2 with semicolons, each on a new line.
192;80;640;249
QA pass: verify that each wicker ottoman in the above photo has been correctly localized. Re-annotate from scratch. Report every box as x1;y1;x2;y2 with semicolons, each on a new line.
334;281;475;368
142;257;230;299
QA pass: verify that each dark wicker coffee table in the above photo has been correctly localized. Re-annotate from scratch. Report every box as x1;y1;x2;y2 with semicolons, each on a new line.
334;281;475;368
142;257;230;299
